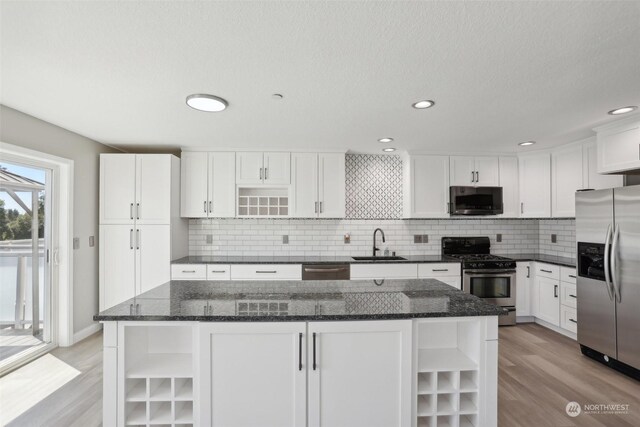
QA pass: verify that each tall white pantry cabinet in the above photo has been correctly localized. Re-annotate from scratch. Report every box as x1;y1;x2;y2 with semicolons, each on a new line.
99;154;187;310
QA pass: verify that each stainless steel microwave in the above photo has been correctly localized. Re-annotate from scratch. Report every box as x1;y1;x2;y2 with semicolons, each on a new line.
449;186;503;216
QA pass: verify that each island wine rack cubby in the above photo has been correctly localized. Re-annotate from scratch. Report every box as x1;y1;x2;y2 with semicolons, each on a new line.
414;318;483;427
120;323;196;427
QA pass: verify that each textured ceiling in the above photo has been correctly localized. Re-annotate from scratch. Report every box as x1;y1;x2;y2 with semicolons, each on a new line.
1;1;639;154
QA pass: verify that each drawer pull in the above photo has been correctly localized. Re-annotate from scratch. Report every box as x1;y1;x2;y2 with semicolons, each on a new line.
569;318;577;324
568;274;576;279
182;270;196;273
569;294;577;299
432;269;449;272
209;270;226;273
540;269;553;273
304;268;347;273
554;285;558;298
256;270;277;274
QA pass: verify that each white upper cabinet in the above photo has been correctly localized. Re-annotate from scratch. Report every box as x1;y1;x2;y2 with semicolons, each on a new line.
264;152;291;184
552;144;584;217
318;153;345;217
449;156;476;186
236;152;264;184
449;156;499;187
583;139;624;190
474;156;500;186
180;152;209;218
291;153;345;218
291;153;319;217
135;155;171;224
100;154;136;224
596;117;640;174
181;152;236;218
236;152;291;185
209;152;237;217
498;157;519;218
404;155;450;218
518;153;551;218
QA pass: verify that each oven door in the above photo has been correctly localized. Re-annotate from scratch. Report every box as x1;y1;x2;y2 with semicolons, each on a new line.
463;269;516;307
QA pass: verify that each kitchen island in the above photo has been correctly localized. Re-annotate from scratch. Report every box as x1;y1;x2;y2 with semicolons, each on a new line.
95;278;505;427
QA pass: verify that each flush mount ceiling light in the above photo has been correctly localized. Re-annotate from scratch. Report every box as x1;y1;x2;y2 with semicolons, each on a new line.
608;106;637;115
186;94;228;112
378;137;394;143
518;141;536;146
382;147;396;152
412;100;435;109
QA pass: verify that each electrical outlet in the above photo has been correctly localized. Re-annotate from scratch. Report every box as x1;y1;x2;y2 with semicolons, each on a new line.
282;235;289;244
496;234;502;243
73;237;80;250
551;234;557;243
89;236;95;247
344;233;350;244
414;235;423;244
206;234;213;244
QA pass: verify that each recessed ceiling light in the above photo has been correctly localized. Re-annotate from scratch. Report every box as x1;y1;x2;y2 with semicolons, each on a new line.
518;141;536;146
186;94;228;112
412;100;435;109
378;137;394;143
608;106;637;115
382;148;396;152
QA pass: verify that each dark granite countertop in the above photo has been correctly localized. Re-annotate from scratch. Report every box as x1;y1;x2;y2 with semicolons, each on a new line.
171;255;459;265
172;254;576;268
94;279;506;322
502;253;576;268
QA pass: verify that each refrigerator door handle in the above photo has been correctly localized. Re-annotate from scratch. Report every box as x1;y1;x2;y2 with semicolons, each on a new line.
603;223;614;301
611;224;621;303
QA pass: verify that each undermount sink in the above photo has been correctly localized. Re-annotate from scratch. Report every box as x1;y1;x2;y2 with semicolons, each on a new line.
351;256;407;261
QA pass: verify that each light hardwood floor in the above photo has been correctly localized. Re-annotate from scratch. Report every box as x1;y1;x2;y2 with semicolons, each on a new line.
7;323;640;426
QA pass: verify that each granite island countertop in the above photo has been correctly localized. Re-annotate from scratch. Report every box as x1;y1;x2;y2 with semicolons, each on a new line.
94;278;507;322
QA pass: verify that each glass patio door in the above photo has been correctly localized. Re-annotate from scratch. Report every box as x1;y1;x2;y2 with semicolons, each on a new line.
0;161;52;370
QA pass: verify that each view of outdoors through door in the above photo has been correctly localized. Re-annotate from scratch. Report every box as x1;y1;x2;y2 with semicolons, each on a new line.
0;161;51;369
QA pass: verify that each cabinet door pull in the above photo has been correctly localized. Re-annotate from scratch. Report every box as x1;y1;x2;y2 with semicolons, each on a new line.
204;201;207;213
130;229;134;249
136;203;140;220
526;266;530;278
265;167;268;180
569;294;577;299
521;202;524;214
209;201;212;213
432;269;449;272
130;203;134;219
298;333;303;371
569;274;576;279
209;270;226;273
182;270;196;273
312;332;317;370
540;269;553;273
256;270;277;274
471;171;475;183
569;318;577;324
319;201;323;213
475;171;479;183
136;229;140;250
554;284;558;298
259;167;263;180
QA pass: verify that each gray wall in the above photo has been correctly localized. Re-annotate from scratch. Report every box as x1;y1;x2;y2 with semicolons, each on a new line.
0;105;121;334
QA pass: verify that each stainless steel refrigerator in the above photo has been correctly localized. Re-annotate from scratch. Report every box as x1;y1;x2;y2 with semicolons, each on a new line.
576;185;640;378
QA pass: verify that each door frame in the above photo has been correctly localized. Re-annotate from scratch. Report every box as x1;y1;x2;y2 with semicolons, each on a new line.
0;142;74;355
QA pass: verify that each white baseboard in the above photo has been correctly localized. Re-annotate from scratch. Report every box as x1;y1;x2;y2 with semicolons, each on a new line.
72;323;103;345
516;316;535;323
534;318;577;340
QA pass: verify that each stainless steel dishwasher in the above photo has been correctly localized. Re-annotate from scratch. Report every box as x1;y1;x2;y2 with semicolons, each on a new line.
302;264;350;280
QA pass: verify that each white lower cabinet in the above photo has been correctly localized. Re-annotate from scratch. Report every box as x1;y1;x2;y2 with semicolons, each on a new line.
350;263;418;279
515;262;531;318
199;322;307;427
308;320;412;427
560;305;578;334
534;276;560;327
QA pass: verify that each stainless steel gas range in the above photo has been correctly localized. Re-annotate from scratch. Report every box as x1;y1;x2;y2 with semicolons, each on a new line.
442;236;516;325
